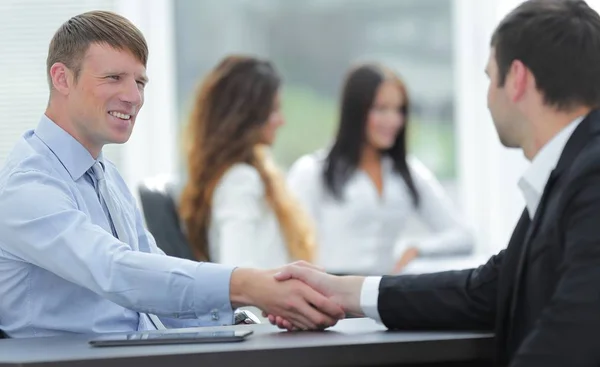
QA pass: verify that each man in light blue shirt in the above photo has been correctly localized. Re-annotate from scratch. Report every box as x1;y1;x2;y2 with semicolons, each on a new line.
0;10;344;338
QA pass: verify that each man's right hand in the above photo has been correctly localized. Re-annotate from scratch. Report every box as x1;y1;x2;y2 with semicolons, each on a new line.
263;265;366;330
229;265;346;330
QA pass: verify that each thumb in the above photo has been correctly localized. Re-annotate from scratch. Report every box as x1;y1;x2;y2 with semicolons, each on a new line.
274;265;308;282
292;260;326;273
273;270;293;281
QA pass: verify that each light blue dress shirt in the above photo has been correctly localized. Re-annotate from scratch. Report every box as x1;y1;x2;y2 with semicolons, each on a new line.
0;115;235;338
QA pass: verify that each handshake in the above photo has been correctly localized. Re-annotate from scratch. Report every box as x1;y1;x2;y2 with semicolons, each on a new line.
229;261;367;331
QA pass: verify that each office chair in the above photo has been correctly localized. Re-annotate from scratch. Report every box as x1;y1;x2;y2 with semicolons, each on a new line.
138;176;261;324
138;176;195;261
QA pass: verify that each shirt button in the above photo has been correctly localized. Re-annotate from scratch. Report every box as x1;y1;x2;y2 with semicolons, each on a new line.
211;309;219;321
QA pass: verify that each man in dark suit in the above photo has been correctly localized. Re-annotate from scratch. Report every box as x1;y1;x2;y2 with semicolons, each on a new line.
270;1;600;366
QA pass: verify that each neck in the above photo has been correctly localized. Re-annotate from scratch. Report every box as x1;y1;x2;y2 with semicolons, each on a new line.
359;144;381;167
521;105;591;160
46;100;101;159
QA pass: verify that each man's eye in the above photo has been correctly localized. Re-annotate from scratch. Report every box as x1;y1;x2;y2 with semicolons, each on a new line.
108;75;120;80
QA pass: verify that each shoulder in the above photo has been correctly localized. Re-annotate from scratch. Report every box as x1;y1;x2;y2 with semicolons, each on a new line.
215;163;264;196
405;155;436;182
0;135;63;194
289;150;327;177
561;135;600;193
221;163;262;184
0;147;76;217
554;115;600;184
211;164;265;215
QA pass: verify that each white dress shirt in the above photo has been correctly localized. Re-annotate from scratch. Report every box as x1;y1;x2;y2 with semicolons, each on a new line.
518;116;585;219
359;115;585;323
209;163;290;268
288;152;473;275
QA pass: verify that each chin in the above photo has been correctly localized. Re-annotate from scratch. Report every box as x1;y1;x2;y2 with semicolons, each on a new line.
376;141;395;150
499;138;519;149
109;132;133;145
261;137;275;146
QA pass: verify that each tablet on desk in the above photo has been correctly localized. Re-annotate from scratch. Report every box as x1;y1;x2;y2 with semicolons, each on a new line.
89;330;253;347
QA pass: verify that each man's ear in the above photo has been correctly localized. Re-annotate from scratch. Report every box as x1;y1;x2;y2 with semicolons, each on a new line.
49;62;74;95
507;60;528;103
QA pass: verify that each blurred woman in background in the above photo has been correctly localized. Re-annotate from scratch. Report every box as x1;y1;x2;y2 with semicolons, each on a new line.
179;55;315;268
288;63;473;275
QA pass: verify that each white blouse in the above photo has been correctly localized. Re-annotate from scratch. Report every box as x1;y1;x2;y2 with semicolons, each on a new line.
287;152;473;275
208;163;290;269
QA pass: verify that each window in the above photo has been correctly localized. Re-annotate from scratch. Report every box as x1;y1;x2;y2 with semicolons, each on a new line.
0;0;122;168
173;0;456;181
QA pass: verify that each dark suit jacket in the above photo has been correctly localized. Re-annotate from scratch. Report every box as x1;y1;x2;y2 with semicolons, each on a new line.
377;110;600;367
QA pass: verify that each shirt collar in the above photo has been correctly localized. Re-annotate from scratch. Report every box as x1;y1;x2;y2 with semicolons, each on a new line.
34;115;105;181
518;115;585;217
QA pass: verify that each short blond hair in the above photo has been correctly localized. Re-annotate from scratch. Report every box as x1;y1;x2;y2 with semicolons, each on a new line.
46;10;148;88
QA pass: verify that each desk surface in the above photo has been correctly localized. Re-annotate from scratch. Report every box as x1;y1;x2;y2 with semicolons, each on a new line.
0;318;494;367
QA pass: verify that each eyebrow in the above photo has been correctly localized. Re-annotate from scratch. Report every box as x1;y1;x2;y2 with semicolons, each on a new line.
138;74;149;84
103;72;149;84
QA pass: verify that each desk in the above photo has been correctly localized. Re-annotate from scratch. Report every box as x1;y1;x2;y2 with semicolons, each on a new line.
0;318;493;367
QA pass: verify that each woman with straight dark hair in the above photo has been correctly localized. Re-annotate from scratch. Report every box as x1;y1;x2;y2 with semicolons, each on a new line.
179;55;315;268
288;63;473;275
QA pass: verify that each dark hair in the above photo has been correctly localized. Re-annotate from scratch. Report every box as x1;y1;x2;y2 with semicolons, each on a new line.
323;63;419;206
47;10;148;88
491;0;600;110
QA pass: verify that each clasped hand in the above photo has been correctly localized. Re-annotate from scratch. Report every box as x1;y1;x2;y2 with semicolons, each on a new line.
258;261;364;331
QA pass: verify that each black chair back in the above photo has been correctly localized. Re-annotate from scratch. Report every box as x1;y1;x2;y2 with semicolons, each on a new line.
138;177;195;261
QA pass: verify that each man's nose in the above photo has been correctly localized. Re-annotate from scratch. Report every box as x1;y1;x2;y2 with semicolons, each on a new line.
120;78;143;107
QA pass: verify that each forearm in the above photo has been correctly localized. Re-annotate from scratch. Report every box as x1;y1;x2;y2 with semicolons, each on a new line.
2;210;235;319
378;252;503;330
103;250;234;318
377;269;496;330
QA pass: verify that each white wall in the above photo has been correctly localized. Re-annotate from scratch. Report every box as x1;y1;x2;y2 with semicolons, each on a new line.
454;0;600;255
454;0;528;256
0;0;177;202
116;0;178;196
0;0;119;167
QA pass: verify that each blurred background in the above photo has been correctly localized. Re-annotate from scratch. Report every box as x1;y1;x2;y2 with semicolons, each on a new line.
3;0;596;261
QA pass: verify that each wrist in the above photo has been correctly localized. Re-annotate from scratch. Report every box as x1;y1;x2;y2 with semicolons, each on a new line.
230;267;261;309
337;276;366;316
